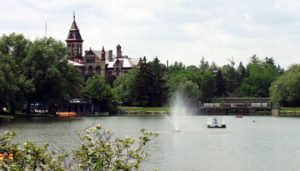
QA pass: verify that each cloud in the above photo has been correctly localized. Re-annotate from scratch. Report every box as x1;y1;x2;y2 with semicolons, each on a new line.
1;0;300;68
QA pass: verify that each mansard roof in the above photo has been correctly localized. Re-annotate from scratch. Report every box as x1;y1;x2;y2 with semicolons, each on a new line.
107;57;139;69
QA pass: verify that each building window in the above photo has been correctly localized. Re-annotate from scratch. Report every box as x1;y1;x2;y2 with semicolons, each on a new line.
86;57;95;63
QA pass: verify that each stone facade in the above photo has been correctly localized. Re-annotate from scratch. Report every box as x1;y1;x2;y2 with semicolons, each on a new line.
66;14;140;82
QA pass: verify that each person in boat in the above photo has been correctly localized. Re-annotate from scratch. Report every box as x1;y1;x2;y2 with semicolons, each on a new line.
213;118;218;124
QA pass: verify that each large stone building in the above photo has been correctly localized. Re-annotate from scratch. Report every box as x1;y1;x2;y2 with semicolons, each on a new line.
66;14;140;82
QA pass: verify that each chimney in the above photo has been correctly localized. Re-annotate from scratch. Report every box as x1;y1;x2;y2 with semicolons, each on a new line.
108;50;113;61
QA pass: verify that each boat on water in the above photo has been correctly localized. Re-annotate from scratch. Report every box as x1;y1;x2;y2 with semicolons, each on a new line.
207;118;226;128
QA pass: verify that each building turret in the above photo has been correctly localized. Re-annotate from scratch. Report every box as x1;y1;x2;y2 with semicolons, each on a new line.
108;50;113;61
66;12;83;61
101;46;106;61
116;44;122;58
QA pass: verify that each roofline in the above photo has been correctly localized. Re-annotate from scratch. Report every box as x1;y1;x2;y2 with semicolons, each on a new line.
66;39;84;42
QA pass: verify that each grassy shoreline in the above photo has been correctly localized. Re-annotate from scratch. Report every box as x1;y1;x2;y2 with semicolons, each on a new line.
279;107;300;117
119;106;170;113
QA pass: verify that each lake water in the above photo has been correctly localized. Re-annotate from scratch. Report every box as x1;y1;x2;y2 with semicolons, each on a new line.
1;116;300;171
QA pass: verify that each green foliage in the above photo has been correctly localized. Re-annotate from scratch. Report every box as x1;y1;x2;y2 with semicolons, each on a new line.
132;59;151;106
214;70;226;97
147;58;168;106
0;33;32;113
74;125;158;170
240;58;279;97
221;64;238;95
199;57;209;71
0;33;83;114
166;67;214;102
167;61;185;73
0;126;158;170
116;58;167;107
22;38;83;106
84;75;114;112
112;69;137;105
0;130;65;171
270;65;300;106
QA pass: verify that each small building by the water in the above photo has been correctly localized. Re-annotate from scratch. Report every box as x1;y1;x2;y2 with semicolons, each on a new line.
58;98;102;115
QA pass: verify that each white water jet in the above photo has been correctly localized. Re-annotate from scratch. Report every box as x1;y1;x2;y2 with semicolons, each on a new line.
168;91;194;132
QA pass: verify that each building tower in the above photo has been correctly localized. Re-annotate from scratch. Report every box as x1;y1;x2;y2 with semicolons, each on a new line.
66;13;83;62
101;46;106;61
116;44;122;58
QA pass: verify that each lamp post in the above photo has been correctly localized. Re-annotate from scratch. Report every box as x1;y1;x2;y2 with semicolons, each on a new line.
196;85;199;104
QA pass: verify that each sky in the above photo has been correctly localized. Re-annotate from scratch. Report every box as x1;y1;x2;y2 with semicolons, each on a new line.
1;0;300;68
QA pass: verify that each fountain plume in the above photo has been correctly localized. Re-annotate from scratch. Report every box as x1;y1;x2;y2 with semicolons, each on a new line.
168;90;195;132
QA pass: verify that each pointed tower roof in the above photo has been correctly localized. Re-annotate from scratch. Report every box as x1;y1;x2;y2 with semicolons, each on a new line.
66;12;83;42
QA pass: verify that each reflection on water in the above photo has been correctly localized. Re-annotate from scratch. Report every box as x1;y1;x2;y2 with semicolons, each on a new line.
1;116;300;171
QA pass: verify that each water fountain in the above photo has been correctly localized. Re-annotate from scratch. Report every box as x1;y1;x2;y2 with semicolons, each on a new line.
168;91;194;132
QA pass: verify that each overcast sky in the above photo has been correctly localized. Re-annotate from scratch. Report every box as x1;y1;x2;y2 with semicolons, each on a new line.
1;0;300;68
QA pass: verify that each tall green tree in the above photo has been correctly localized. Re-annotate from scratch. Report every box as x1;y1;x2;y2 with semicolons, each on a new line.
22;37;83;113
112;69;137;105
237;62;246;83
270;65;300;106
84;75;114;112
214;70;226;97
148;57;167;106
240;58;279;97
199;57;209;71
132;57;151;106
0;33;32;113
221;63;238;95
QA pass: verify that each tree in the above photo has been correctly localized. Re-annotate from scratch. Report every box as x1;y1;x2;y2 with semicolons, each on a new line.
221;64;238;95
270;65;300;106
199;57;209;71
22;37;83;113
166;68;214;102
84;75;114;112
214;70;226;97
131;58;152;106
240;59;279;97
112;69;137;106
0;33;32;114
237;62;246;83
249;54;259;65
167;61;185;73
147;57;167;106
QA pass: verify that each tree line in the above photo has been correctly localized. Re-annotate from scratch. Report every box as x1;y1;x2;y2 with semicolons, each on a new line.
1;33;300;114
112;55;285;107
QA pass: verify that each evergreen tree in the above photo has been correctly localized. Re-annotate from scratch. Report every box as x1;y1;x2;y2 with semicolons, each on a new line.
250;54;259;64
199;57;209;71
168;61;185;73
214;70;226;97
132;58;151;106
237;62;246;83
148;57;167;106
